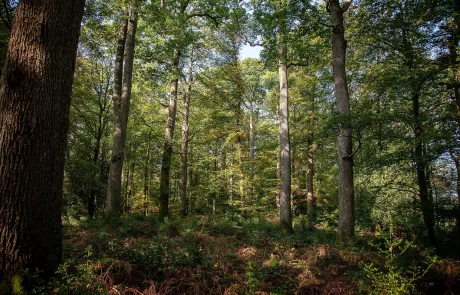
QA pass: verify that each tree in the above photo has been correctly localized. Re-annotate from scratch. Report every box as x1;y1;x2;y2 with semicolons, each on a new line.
179;51;195;217
326;0;355;242
306;85;315;217
106;1;139;222
156;0;228;221
349;0;453;250
0;0;85;280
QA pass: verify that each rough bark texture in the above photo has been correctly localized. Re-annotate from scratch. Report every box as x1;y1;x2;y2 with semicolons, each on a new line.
159;46;181;221
0;0;85;280
279;43;292;231
329;0;355;242
179;62;193;217
106;9;128;222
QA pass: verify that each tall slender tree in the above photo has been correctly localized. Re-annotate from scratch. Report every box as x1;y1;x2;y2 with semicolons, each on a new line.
278;1;292;231
106;8;128;221
327;0;355;242
159;44;181;221
0;0;85;280
106;2;139;222
179;52;194;217
306;85;315;217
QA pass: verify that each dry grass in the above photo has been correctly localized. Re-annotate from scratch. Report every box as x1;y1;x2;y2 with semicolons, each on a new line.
57;214;460;295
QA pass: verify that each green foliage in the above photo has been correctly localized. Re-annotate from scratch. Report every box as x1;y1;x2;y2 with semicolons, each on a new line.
362;234;438;295
11;275;24;295
46;262;107;295
245;261;260;295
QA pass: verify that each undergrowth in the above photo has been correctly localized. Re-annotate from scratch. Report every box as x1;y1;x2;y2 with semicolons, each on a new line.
19;212;460;294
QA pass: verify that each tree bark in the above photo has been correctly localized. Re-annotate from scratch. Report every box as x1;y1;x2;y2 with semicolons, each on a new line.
329;0;355;242
249;101;255;202
144;132;151;216
279;42;292;231
106;3;138;222
306;86;315;218
276;149;281;208
179;56;193;217
0;0;85;280
159;45;181;221
106;8;128;222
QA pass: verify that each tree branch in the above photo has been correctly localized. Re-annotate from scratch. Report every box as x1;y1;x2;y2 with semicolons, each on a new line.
187;13;222;27
342;0;353;12
287;62;309;68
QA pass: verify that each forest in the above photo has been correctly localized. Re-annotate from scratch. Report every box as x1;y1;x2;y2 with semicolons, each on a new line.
0;0;460;294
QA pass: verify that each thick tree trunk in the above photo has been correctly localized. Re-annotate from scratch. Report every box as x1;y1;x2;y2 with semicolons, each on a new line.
180;69;192;217
279;43;292;231
306;86;315;218
106;8;128;221
329;0;355;242
0;0;85;280
159;45;181;221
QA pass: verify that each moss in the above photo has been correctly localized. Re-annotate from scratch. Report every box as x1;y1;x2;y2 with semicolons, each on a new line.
11;275;24;295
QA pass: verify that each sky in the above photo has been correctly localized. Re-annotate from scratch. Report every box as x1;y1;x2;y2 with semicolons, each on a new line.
239;44;262;60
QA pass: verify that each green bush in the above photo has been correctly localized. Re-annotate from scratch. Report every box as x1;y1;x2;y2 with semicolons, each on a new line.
362;234;438;295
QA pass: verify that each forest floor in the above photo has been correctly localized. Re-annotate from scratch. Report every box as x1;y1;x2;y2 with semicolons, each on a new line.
37;212;460;295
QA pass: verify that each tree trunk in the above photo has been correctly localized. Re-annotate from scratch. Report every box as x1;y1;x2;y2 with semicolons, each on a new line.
279;42;292;231
412;91;440;253
0;0;85;280
144;133;151;216
89;69;111;218
106;8;128;222
159;45;181;221
124;163;131;212
306;86;315;218
329;0;355;242
276;149;281;208
179;70;192;217
249;101;255;202
229;153;234;207
106;3;138;221
88;142;101;218
178;99;190;216
448;11;460;230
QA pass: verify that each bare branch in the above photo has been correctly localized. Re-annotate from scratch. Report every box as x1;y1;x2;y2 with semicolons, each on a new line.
187;13;222;27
